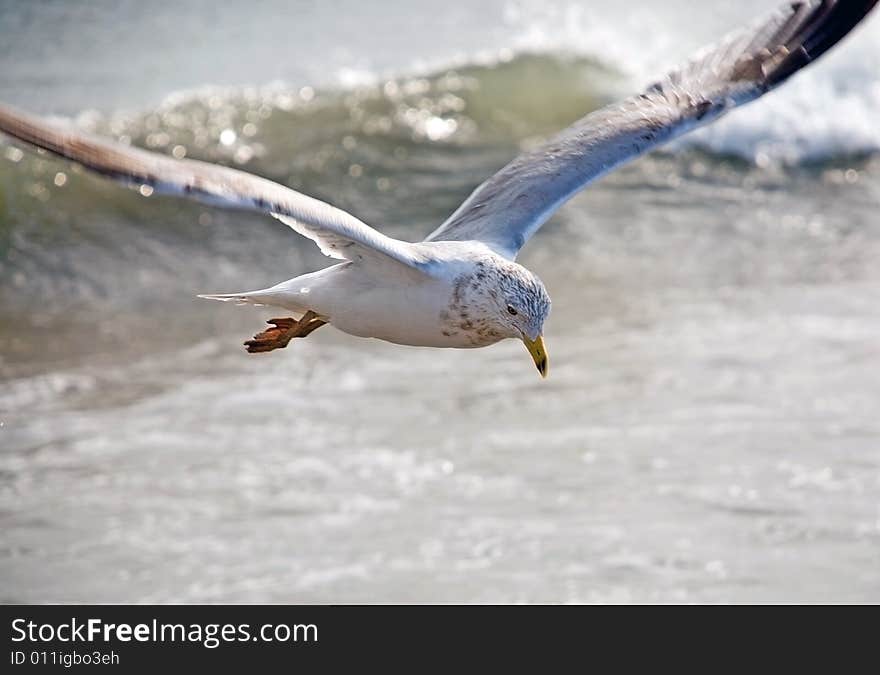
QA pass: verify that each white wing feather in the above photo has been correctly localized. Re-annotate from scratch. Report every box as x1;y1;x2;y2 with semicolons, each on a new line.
0;103;431;271
426;0;877;259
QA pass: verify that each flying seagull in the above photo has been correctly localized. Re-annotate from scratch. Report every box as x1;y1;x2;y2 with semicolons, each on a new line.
0;0;875;377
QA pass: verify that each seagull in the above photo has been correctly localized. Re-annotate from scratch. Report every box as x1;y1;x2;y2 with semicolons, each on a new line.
0;0;875;377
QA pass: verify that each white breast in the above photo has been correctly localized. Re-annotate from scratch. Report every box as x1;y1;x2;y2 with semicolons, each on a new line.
300;262;493;348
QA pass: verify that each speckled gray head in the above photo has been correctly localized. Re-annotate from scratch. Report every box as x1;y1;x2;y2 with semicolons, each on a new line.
447;256;551;377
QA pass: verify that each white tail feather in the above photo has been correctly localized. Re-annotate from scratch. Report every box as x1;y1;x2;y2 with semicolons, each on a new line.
197;292;270;306
197;285;311;316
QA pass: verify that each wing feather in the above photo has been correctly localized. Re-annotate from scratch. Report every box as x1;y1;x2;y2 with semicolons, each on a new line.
0;103;430;271
425;0;877;259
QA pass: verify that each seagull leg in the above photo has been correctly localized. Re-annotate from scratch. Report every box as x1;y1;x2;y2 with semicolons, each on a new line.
244;311;326;353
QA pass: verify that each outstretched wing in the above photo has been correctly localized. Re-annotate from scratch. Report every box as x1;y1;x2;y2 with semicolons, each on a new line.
426;0;878;259
0;103;431;271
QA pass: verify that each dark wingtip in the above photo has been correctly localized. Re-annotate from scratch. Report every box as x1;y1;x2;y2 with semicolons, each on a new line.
767;0;879;87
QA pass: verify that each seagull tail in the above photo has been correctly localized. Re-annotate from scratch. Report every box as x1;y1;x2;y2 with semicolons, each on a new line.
197;291;268;306
198;284;311;314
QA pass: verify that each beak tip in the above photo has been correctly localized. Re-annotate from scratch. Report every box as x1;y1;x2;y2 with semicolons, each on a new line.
537;358;548;378
523;335;549;379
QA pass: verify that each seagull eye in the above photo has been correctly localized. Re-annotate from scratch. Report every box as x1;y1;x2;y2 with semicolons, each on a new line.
507;305;518;316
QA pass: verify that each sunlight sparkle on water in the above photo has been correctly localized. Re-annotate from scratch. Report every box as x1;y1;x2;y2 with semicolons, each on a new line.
219;129;237;146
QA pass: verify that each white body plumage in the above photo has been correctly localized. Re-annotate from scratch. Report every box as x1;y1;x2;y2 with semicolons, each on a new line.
205;241;547;349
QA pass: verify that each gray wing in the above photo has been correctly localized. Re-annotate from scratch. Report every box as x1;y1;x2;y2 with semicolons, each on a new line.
0;103;432;271
426;0;878;259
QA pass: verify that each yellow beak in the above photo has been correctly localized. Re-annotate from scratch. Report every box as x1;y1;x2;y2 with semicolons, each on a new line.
522;335;548;378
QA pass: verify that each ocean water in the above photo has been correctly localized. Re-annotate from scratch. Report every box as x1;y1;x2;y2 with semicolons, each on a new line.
1;1;879;603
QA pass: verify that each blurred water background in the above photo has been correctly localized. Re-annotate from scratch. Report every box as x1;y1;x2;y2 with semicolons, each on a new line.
1;0;879;602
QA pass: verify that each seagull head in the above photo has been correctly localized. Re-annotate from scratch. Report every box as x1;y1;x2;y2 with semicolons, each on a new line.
445;253;550;376
483;259;551;378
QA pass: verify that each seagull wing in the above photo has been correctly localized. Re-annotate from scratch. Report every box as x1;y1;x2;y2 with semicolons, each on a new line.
425;0;878;259
0;103;432;271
